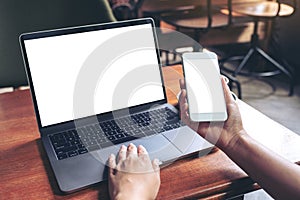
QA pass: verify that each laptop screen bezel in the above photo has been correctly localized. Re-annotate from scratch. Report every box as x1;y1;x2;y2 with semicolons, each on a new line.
19;18;168;133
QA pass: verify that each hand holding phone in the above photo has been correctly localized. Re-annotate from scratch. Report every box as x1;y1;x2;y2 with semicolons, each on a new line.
182;52;227;122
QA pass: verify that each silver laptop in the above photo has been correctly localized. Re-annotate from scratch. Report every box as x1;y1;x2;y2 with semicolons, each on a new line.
19;18;212;193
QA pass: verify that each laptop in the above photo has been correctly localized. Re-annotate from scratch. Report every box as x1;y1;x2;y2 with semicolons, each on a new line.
19;18;213;193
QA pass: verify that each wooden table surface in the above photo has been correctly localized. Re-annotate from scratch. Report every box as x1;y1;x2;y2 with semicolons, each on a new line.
1;65;300;199
141;0;226;14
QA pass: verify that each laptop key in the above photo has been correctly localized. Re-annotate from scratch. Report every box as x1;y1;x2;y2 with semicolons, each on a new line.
57;153;68;160
86;141;97;146
166;117;180;125
77;144;85;149
143;130;156;136
68;151;79;157
53;140;68;148
70;140;81;145
100;134;139;148
116;133;125;139
107;135;116;141
59;145;78;154
50;107;183;160
50;134;64;142
99;141;114;148
78;148;88;154
86;145;100;152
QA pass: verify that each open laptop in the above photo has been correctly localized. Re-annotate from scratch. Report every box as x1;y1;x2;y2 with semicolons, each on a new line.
19;18;213;193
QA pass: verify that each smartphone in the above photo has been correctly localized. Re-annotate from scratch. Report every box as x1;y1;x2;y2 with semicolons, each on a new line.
182;52;227;122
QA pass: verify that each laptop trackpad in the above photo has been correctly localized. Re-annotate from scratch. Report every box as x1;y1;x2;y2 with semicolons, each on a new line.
132;135;182;162
163;126;213;155
94;134;182;164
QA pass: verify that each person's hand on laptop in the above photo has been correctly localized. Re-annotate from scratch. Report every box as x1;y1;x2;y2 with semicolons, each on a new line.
178;77;245;151
108;143;160;200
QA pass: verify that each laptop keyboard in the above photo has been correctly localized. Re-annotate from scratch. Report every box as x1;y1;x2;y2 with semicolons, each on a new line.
49;107;183;160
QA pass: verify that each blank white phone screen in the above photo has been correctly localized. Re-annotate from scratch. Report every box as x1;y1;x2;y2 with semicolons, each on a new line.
183;57;226;114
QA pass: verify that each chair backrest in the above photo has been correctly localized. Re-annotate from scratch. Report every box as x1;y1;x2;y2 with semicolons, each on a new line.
0;0;115;88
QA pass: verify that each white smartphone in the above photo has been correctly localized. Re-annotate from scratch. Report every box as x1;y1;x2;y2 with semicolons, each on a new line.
182;52;227;122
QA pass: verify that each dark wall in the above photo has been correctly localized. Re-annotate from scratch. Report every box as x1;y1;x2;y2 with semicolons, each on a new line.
270;1;300;81
0;0;114;87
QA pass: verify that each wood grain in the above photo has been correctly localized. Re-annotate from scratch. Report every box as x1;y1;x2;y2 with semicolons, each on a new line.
1;65;300;199
232;2;294;18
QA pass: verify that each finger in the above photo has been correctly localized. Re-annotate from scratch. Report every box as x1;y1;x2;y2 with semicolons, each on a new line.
137;145;148;156
179;79;186;89
179;89;187;111
221;77;235;104
117;145;127;162
180;102;187;121
152;158;160;172
221;75;229;84
126;143;137;158
178;88;187;106
182;102;189;118
108;154;116;176
181;103;191;126
179;90;189;121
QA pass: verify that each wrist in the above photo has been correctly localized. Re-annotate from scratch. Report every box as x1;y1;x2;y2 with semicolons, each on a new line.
221;129;248;154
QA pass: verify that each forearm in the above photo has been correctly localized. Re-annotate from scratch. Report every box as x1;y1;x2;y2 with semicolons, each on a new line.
223;130;300;199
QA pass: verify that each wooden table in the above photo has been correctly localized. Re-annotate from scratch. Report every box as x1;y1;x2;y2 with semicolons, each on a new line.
141;0;195;14
141;0;228;15
1;65;300;199
140;0;205;28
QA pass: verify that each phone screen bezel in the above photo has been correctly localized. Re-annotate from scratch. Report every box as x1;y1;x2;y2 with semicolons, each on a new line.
182;52;228;122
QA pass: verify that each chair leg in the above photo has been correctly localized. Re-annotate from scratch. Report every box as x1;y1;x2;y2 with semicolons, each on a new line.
166;51;169;66
256;47;293;78
235;79;242;99
221;70;242;99
221;19;294;96
233;48;255;76
256;47;294;96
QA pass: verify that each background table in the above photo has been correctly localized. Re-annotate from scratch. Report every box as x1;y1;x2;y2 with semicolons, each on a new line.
1;65;299;199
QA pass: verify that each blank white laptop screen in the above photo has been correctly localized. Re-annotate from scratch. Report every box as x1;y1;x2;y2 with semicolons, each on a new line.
23;23;164;127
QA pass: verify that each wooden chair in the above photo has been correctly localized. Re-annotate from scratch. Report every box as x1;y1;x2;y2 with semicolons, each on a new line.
221;0;297;96
156;0;233;62
156;0;242;98
159;0;233;41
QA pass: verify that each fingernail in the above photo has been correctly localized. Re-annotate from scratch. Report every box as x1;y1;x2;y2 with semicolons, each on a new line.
109;154;114;164
138;145;146;153
128;143;135;150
